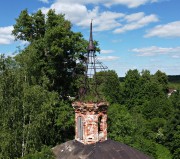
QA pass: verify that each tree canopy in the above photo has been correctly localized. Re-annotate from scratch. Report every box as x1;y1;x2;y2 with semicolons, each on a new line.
0;9;179;159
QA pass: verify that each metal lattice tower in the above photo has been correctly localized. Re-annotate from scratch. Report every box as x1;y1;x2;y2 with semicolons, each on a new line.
78;20;108;99
85;20;108;78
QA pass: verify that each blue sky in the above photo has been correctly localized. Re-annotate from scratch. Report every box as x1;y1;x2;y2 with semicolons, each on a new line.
0;0;180;76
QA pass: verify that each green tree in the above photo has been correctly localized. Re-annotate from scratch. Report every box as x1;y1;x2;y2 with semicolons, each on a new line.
142;96;173;120
20;146;55;159
12;9;33;42
1;9;88;158
122;69;141;108
0;55;23;158
13;9;88;98
108;104;135;144
95;70;121;103
153;70;168;93
165;91;180;159
0;55;74;158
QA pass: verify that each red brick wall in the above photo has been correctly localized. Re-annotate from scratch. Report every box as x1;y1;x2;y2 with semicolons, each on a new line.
72;102;109;145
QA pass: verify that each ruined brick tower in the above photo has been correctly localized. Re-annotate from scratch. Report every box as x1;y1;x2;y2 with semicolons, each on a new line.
72;101;109;145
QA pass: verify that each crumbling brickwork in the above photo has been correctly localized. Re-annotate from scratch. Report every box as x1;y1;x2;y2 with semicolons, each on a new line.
72;102;109;145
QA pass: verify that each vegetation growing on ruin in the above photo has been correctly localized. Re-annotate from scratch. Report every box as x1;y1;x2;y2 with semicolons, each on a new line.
0;9;179;159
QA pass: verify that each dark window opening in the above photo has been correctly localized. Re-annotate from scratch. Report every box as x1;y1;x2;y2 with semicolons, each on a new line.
77;116;83;140
98;116;103;132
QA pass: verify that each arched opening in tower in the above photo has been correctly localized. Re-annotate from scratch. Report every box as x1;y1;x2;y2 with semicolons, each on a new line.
98;115;104;140
77;116;83;140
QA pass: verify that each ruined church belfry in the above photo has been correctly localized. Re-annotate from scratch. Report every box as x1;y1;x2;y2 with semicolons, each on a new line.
72;101;109;145
72;20;109;145
53;20;151;159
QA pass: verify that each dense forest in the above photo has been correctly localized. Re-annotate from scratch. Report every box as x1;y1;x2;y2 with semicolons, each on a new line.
0;9;179;159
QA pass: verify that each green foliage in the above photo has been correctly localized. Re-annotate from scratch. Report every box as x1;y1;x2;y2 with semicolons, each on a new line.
142;96;173;120
0;56;74;158
0;9;79;158
132;137;157;158
76;70;121;103
168;82;180;90
168;75;180;83
79;70;121;103
121;69;168;110
164;92;180;159
12;9;33;41
13;9;88;98
20;146;55;159
153;70;168;93
0;55;23;158
108;104;135;144
156;144;172;159
1;49;178;159
122;69;142;108
0;8;179;159
107;69;178;159
98;70;121;103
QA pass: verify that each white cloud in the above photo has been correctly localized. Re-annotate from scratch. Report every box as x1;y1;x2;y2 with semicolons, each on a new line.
172;55;180;58
39;0;49;3
40;0;158;33
131;46;180;57
98;56;120;61
104;0;155;8
0;26;14;44
50;2;88;24
124;12;145;22
101;50;115;54
41;3;124;32
145;21;180;38
81;10;124;32
55;0;157;8
114;13;158;33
